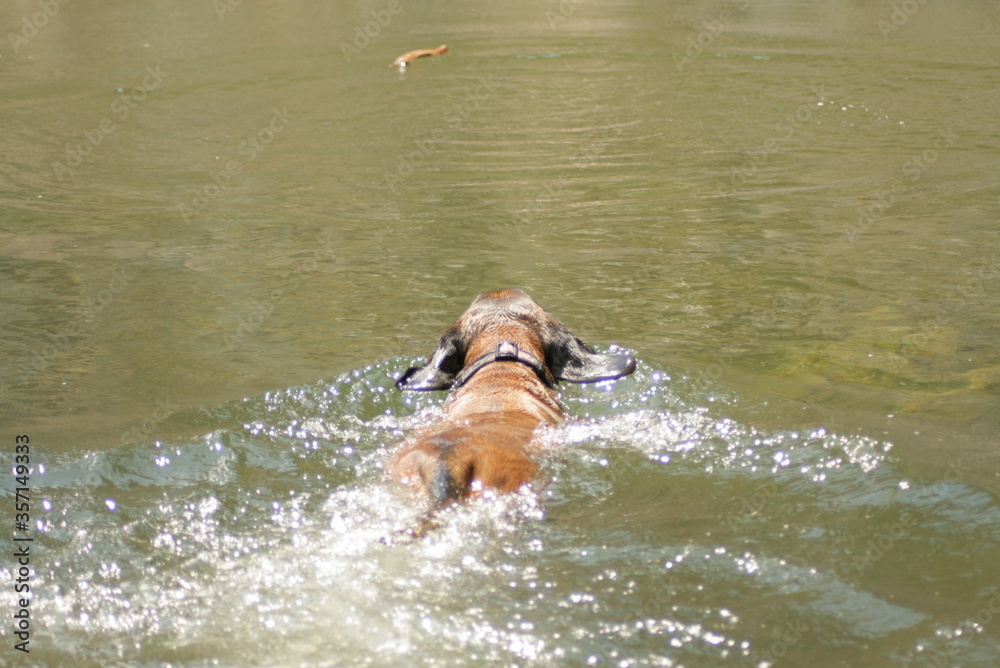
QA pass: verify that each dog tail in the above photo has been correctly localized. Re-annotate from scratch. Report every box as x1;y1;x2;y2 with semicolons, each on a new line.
385;460;466;544
427;459;464;506
383;452;474;544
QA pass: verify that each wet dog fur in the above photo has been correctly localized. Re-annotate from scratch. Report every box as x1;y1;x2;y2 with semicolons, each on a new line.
389;289;635;535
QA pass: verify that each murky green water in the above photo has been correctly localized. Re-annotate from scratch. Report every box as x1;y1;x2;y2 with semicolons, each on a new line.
1;0;998;666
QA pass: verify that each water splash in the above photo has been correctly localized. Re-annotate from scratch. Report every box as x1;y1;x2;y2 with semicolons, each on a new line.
10;356;998;666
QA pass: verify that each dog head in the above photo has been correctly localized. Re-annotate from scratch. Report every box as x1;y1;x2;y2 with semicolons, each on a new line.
396;289;635;391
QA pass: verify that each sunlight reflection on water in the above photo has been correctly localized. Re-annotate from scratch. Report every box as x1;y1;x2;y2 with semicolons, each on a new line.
13;355;996;666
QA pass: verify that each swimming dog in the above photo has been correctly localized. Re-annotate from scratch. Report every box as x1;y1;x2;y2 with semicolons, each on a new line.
391;289;635;515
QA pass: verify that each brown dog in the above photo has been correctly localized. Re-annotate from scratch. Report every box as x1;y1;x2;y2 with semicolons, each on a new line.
390;289;635;512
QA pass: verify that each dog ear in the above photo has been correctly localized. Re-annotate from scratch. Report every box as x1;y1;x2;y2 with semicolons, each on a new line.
396;327;465;391
545;321;636;384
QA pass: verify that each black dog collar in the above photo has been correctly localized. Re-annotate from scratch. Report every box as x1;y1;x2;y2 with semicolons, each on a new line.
451;341;554;389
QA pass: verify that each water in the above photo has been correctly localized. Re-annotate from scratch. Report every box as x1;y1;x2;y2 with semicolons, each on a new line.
9;359;999;666
1;0;998;665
